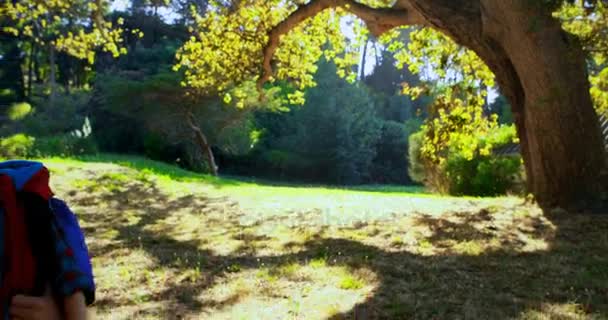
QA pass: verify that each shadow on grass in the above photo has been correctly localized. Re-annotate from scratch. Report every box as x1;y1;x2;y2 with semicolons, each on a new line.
71;173;608;319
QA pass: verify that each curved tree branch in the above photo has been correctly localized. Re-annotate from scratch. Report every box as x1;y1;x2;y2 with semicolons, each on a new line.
257;0;426;91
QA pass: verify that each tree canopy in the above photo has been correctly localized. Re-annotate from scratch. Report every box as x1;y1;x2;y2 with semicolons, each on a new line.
1;0;127;63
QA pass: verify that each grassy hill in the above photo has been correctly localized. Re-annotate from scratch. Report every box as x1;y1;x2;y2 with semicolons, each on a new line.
38;155;608;319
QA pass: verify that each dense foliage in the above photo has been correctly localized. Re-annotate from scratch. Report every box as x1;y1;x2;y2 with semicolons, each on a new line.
406;83;522;195
239;60;382;184
4;0;606;196
1;0;126;62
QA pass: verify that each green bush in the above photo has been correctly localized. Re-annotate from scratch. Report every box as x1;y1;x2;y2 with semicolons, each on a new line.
7;102;33;121
22;91;90;137
370;120;413;184
141;132;192;170
259;150;313;177
409;124;524;196
263;150;292;171
143;132;169;160
33;135;98;157
445;155;522;196
0;134;36;158
0;88;17;103
408;131;426;184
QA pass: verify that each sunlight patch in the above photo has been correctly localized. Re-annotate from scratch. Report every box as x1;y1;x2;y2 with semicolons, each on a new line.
519;302;592;319
93;249;168;307
190;264;377;319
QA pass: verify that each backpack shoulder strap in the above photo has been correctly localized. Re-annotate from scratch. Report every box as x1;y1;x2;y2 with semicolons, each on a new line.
49;198;95;305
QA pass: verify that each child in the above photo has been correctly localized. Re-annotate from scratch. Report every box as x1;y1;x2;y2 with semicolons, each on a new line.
0;161;95;319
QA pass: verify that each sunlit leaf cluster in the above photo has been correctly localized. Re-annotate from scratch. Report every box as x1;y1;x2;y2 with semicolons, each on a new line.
175;0;390;104
1;0;127;63
379;27;494;96
223;80;288;111
175;0;285;94
412;85;519;194
590;68;608;113
418;85;506;165
376;26;502;186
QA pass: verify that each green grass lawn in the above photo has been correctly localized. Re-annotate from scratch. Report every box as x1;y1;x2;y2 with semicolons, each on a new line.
40;155;608;319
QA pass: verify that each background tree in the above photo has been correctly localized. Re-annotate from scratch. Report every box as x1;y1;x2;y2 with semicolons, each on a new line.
172;0;208;25
0;34;25;105
248;60;383;184
1;0;126;105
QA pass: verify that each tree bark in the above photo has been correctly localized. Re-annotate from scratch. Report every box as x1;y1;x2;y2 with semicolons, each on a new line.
260;0;608;211
359;38;368;81
48;45;57;108
34;51;42;85
485;1;606;210
27;41;36;99
186;111;219;176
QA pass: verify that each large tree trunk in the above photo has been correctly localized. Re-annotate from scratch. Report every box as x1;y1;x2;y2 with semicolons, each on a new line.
402;0;607;211
483;1;606;210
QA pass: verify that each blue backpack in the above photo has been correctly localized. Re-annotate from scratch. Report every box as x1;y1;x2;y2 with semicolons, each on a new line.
0;160;95;308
